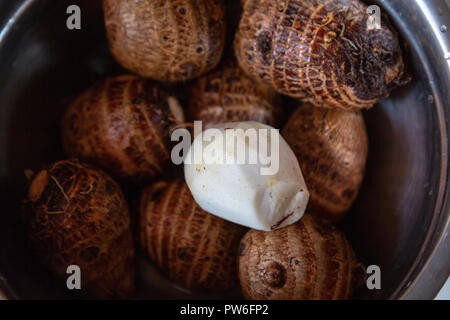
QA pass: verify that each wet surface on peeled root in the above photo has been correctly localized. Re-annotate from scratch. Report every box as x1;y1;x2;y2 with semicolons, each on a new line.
235;0;410;109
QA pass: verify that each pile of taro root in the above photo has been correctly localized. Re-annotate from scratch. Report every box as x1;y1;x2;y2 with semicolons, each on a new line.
23;0;409;299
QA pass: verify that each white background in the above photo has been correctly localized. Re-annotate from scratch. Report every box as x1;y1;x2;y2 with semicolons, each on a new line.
435;277;450;300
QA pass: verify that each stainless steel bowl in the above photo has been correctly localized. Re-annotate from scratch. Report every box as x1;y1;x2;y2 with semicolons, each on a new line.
0;0;449;299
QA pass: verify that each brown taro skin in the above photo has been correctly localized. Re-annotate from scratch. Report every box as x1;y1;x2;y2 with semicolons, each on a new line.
187;60;282;128
61;75;181;186
282;104;368;222
235;0;409;109
103;0;226;82
24;159;135;299
139;180;247;292
238;215;365;300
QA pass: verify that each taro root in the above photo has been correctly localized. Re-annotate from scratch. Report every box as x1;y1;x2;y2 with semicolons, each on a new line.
238;215;364;300
185;121;310;231
139;180;247;291
235;0;409;109
24;159;135;299
187;60;282;128
282;104;368;222
61;75;184;186
103;0;226;82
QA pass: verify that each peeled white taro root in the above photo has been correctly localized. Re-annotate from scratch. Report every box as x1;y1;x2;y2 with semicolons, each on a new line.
184;121;309;231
